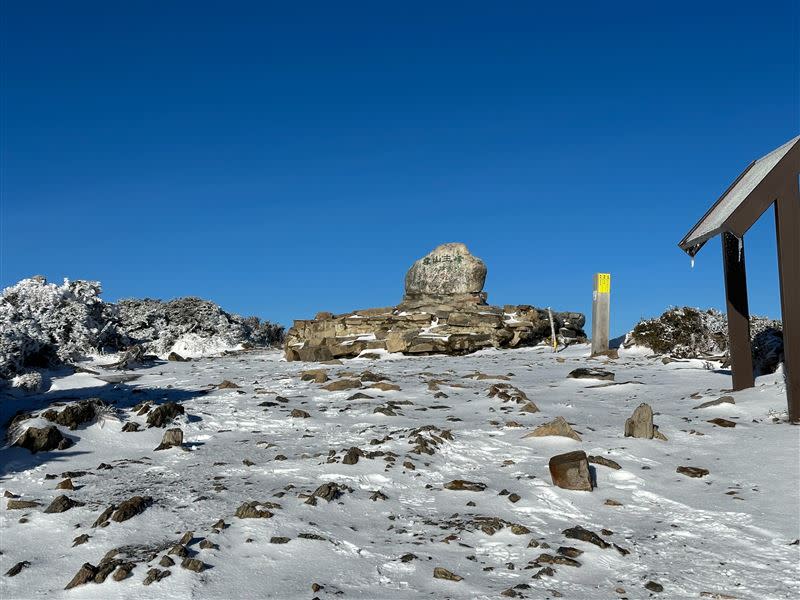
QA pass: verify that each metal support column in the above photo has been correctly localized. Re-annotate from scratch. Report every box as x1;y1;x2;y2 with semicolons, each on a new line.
722;231;754;391
775;177;800;422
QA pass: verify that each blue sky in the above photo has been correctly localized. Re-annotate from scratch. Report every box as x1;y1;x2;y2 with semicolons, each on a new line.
2;1;798;334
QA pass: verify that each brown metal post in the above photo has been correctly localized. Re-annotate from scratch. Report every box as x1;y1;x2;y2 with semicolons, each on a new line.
722;231;755;390
775;176;800;423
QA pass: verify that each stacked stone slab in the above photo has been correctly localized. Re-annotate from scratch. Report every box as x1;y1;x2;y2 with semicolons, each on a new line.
284;243;586;362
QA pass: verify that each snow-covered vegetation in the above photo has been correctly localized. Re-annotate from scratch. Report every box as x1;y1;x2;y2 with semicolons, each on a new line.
0;277;284;379
627;307;783;374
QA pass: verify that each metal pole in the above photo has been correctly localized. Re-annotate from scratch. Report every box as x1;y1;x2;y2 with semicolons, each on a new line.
591;273;610;356
775;178;800;423
721;231;754;391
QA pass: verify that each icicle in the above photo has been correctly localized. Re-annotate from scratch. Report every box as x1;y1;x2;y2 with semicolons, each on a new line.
738;236;743;262
690;257;695;269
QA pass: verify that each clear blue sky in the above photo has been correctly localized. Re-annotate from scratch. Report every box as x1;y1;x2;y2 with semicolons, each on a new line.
2;1;798;334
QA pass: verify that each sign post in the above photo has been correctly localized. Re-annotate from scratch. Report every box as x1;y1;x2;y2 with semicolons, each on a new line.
592;273;611;356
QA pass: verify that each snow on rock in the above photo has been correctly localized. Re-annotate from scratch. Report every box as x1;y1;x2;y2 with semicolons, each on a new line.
0;345;797;598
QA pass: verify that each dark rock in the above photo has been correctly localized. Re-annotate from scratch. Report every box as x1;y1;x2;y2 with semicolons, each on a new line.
707;418;736;428
588;455;622;470
64;562;98;589
693;396;735;409
72;534;90;547
568;368;614;381
217;380;240;389
322;379;362;392
557;546;583;558
146;403;184;428
342;447;364;465
154;428;184;450
5;561;30;577
13;426;71;453
677;466;709;478
56;478;75;490
269;537;290;544
433;566;463;581
624;403;667;440
159;556;175;567
235;501;274;519
549;451;593;491
54;400;104;430
645;580;664;592
44;495;85;513
167;352;187;361
6;499;40;510
112;562;135;581
306;482;345;504
111;496;152;522
91;505;115;527
122;422;141;432
291;409;310;418
180;558;206;572
143;568;171;586
562;525;609;548
443;480;486;492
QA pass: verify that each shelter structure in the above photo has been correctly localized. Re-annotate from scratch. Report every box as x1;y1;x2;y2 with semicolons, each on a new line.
679;135;799;423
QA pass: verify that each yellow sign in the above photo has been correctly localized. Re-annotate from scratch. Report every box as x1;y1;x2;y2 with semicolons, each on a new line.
596;273;611;294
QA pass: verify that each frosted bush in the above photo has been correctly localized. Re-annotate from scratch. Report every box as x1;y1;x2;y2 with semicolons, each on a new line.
0;277;119;378
0;277;284;379
11;371;44;392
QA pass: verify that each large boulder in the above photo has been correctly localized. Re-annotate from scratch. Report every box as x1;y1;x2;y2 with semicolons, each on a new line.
284;243;586;361
403;243;486;298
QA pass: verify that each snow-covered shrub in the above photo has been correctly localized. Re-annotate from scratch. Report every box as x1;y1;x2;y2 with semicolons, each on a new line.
114;297;284;357
627;307;784;374
11;371;44;393
627;307;728;358
0;277;120;378
0;277;285;379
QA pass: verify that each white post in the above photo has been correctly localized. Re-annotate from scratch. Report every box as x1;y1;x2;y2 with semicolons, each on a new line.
591;273;611;356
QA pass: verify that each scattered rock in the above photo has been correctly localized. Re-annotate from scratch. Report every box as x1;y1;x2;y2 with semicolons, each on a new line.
180;558;206;572
111;496;152;522
305;482;346;504
167;352;187;361
549;451;593;491
645;580;664;593
217;380;240;389
154;428;184;450
44;495;85;513
51;400;104;430
146;403;185;428
235;501;274;519
7;499;40;510
568;368;614;381
588;455;621;470
159;556;175;567
563;525;610;548
624;403;667;440
300;369;329;383
269;537;291;544
524;416;581;441
322;379;362;392
444;480;487;492
693;396;735;409
5;561;30;577
122;422;140;432
112;563;135;581
342;447;364;465
290;409;310;418
64;562;98;590
677;466;709;478
433;566;463;582
143;568;171;586
56;478;75;490
707;418;736;428
72;534;91;547
13;426;72;453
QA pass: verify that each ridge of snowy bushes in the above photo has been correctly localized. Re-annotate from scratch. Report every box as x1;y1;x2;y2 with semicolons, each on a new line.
0;276;284;379
626;306;784;375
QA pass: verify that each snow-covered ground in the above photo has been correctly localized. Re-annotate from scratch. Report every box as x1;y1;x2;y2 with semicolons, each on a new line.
1;344;798;599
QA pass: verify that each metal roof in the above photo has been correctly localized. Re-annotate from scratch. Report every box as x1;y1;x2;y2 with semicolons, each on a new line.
679;135;800;257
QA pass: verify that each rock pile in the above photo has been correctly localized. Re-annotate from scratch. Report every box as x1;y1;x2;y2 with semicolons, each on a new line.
285;243;586;361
